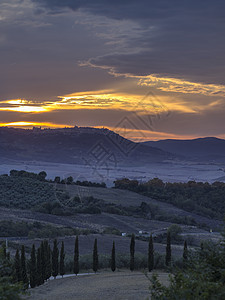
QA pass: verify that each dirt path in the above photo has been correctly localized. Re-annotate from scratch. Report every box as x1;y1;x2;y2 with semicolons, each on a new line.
25;271;169;300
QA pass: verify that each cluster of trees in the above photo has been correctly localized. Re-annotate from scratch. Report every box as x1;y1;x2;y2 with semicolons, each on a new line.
150;239;225;299
60;195;158;218
14;240;57;289
10;170;47;181
54;176;106;188
7;169;106;188
11;231;188;290
0;243;24;299
0;220;93;239
114;178;225;219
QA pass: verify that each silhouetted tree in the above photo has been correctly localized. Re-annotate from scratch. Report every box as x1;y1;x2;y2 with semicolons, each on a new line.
59;242;65;277
74;236;79;275
2;242;7;259
46;244;52;280
130;234;135;271
54;176;61;183
93;238;98;273
38;171;47;181
14;249;21;282
148;234;154;272
183;240;188;262
66;176;73;185
52;239;59;279
21;245;28;288
36;247;43;286
43;240;49;281
40;241;46;282
29;244;36;288
166;231;171;266
111;241;116;272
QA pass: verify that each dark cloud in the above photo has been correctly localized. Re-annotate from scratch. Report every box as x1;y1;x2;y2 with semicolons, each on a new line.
32;0;225;85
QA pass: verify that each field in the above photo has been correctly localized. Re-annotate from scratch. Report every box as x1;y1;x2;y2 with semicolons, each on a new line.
25;271;169;300
1;160;224;187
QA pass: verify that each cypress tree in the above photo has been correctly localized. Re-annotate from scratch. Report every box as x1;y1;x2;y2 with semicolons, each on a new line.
14;249;21;282
200;242;204;251
40;241;46;282
130;234;135;271
21;245;29;288
46;244;52;280
183;240;188;262
59;241;65;277
74;236;79;275
111;241;116;272
2;242;7;259
43;240;49;281
52;239;59;279
36;247;43;286
93;238;98;273
30;244;37;288
148;234;154;272
165;231;171;266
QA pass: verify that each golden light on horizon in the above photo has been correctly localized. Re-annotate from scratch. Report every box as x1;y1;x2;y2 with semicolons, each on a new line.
0;121;68;128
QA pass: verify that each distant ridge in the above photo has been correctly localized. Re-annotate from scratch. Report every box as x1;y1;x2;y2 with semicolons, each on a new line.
0;126;172;165
143;137;225;162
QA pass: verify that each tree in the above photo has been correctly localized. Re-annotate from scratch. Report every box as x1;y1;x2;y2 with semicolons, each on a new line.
43;240;50;281
148;234;154;272
29;244;36;288
21;245;28;288
36;247;43;286
54;176;61;183
59;242;65;277
66;176;73;185
93;238;98;273
1;246;23;300
183;240;188;262
130;234;135;271
2;241;7;259
40;241;46;282
52;239;59;279
14;249;21;283
165;231;171;266
74;236;79;275
38;171;47;181
46;244;52;280
111;241;116;272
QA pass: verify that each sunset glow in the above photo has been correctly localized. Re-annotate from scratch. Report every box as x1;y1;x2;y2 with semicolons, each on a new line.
1;0;225;140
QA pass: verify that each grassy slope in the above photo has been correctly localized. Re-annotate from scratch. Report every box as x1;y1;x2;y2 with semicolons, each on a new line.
62;184;222;229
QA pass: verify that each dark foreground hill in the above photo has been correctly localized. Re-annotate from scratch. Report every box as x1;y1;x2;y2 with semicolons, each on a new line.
143;137;225;162
0;126;171;165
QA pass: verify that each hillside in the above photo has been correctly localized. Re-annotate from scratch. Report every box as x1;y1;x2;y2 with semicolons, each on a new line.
0;126;171;165
143;137;225;162
0;172;222;230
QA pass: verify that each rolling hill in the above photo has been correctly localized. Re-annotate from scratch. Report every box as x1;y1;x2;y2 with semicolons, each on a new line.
143;137;225;162
0;126;172;166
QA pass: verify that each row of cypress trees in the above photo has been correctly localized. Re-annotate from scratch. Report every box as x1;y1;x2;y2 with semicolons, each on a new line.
13;232;188;289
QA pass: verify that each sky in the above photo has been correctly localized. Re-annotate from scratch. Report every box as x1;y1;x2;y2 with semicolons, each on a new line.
0;0;225;141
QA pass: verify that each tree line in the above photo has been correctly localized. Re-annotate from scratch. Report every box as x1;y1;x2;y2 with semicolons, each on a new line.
11;232;188;289
114;178;225;219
